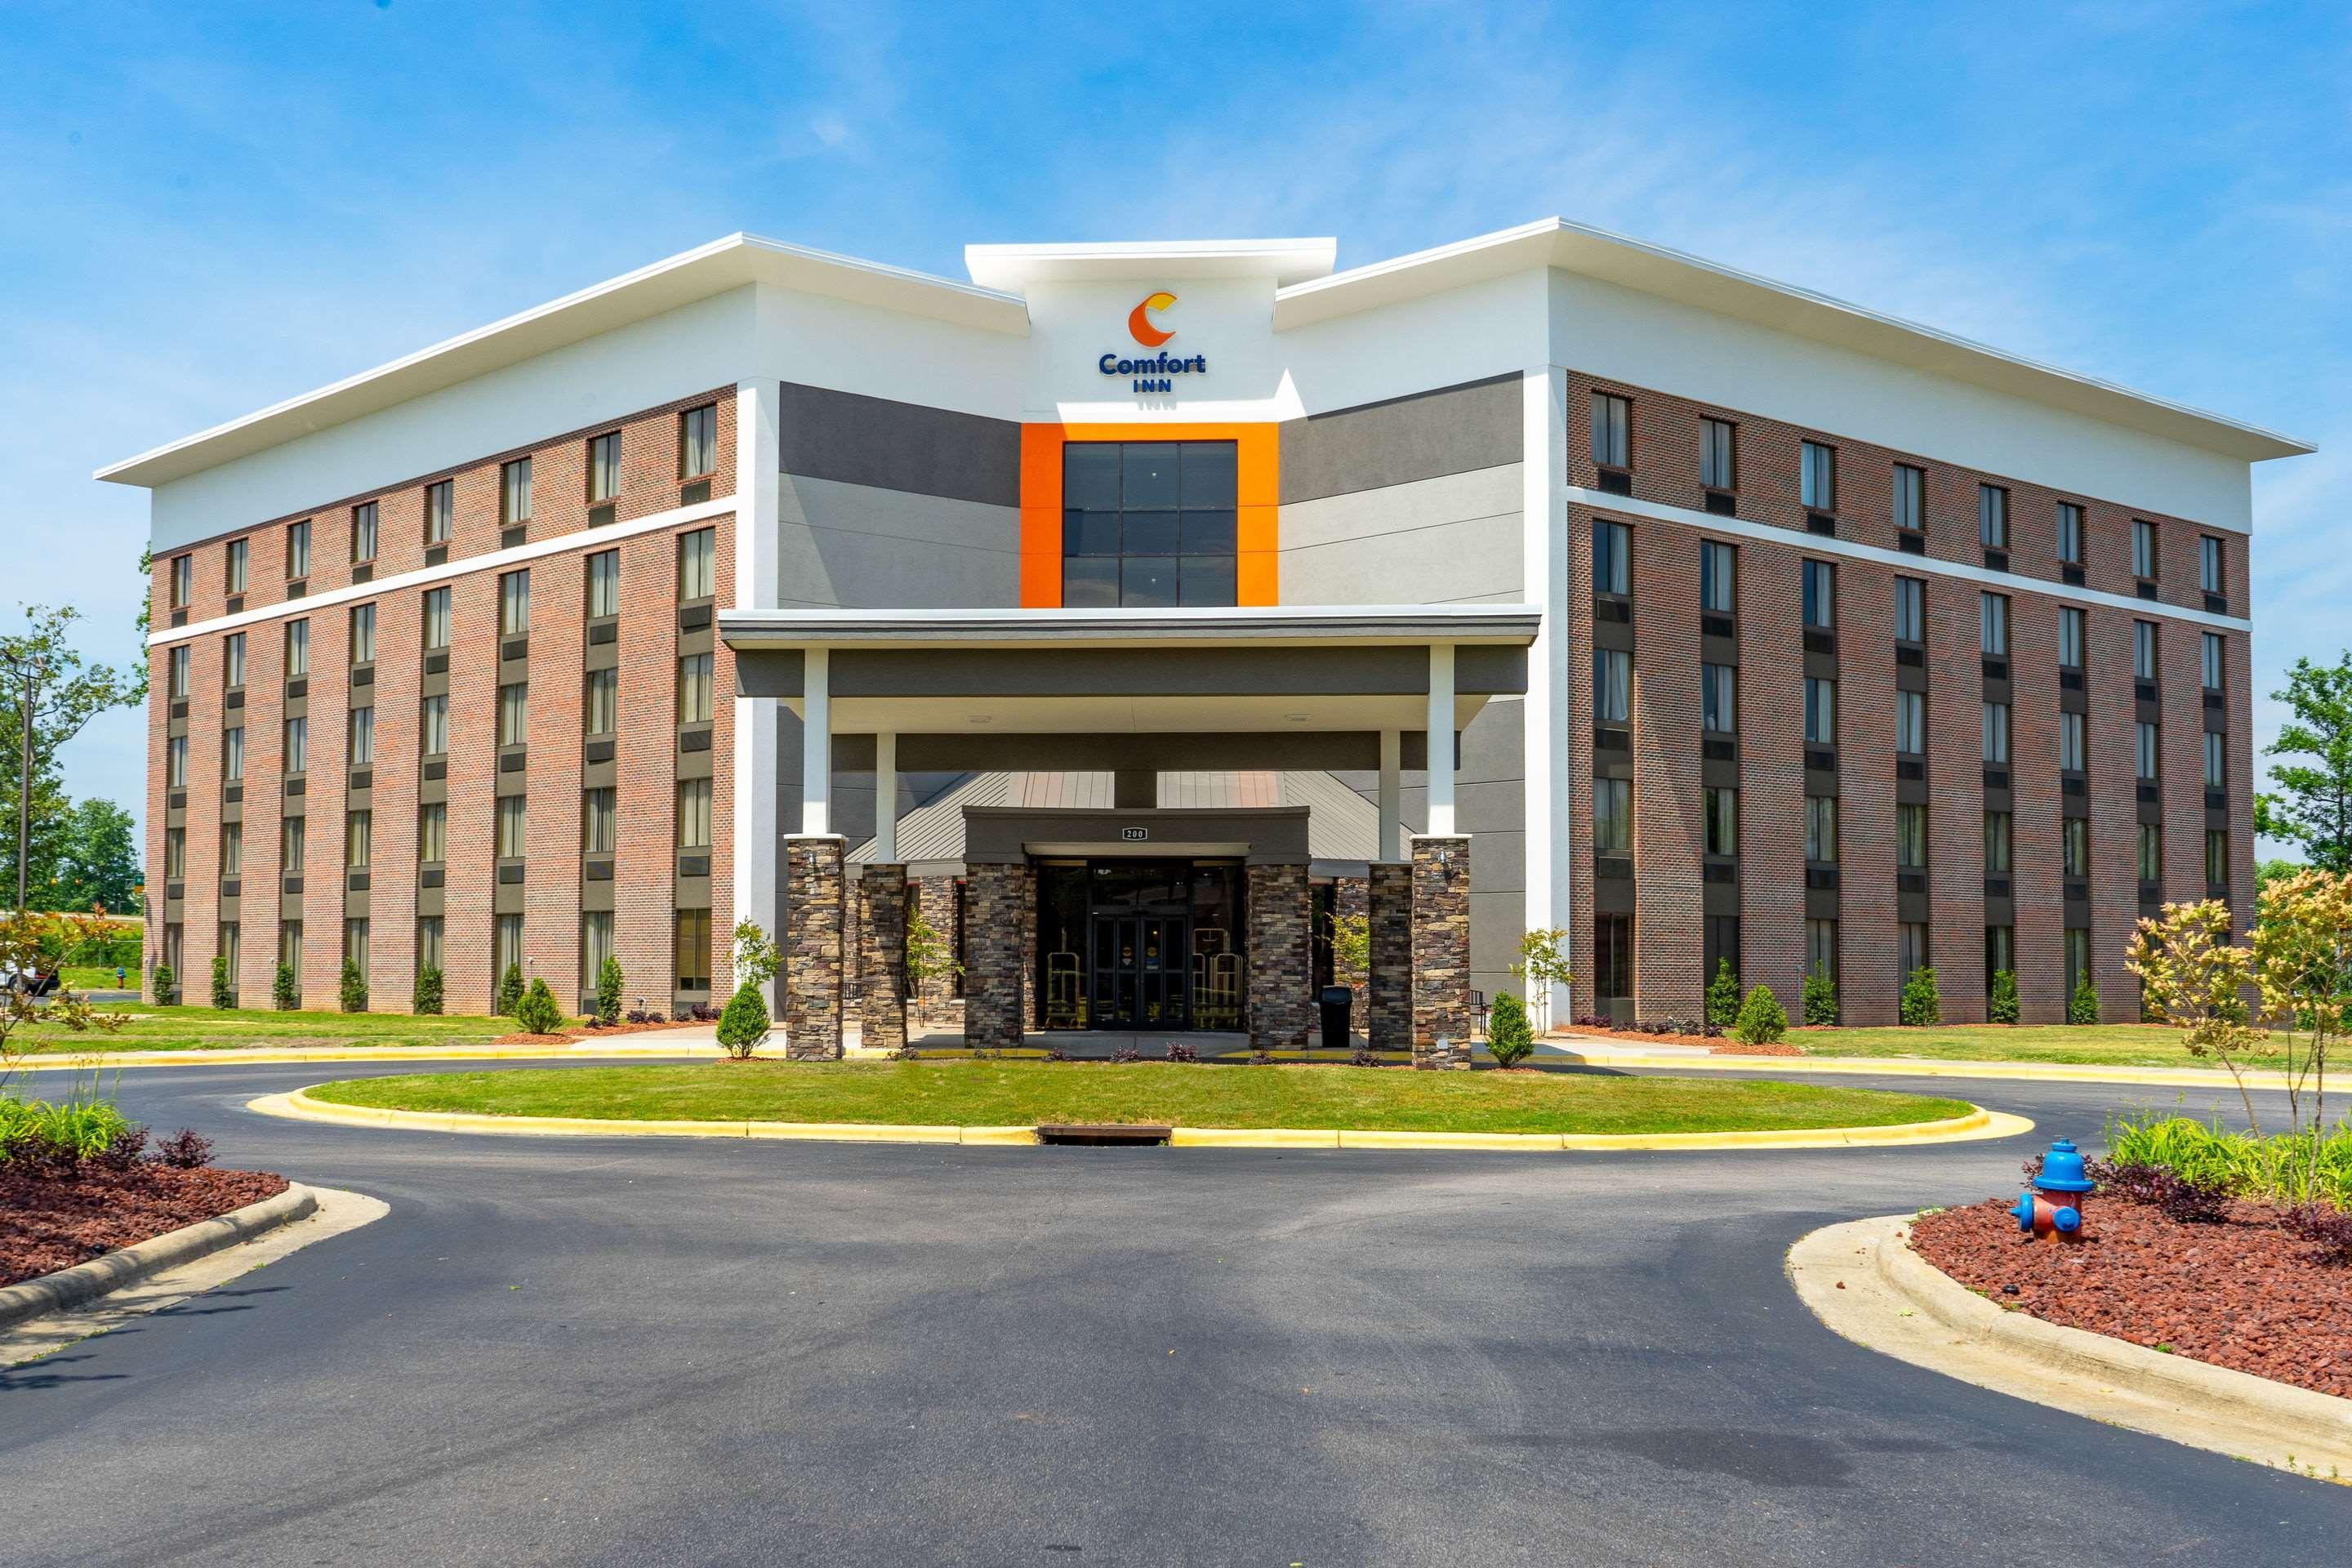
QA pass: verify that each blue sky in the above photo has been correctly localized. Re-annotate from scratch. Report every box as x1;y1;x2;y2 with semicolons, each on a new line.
3;0;2345;852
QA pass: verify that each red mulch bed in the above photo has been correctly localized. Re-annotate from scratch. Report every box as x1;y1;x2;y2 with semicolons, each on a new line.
0;1163;290;1290
492;1019;711;1045
1556;1024;1800;1056
1911;1196;2352;1399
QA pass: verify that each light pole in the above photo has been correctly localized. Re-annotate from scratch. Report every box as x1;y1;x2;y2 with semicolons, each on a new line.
9;653;42;915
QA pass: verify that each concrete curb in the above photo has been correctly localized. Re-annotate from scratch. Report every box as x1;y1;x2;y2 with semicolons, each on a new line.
0;1183;319;1332
6;1039;742;1072
1788;1214;2352;1481
1547;1045;2300;1090
255;1086;2026;1152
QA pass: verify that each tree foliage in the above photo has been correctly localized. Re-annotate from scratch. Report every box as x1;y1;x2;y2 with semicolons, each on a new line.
2256;653;2352;871
210;951;234;1009
1987;969;2020;1025
496;962;524;1017
0;912;129;1067
1705;959;1741;1027
1732;983;1788;1045
1900;966;1941;1027
340;958;368;1014
1;605;141;904
731;920;782;991
1486;991;1534;1067
1802;970;1838;1026
715;979;770;1058
595;955;624;1023
413;964;443;1015
514;977;564;1035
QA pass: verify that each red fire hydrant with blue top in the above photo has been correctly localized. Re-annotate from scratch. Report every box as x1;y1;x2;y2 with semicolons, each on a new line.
2011;1137;2095;1240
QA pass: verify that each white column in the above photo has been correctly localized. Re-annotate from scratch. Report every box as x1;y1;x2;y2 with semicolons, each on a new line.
874;730;898;864
1378;728;1402;862
802;647;831;835
732;378;782;1001
1521;364;1573;1027
1427;642;1456;837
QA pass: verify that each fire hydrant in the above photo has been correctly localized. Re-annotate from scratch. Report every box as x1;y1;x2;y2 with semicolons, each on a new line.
2010;1137;2095;1240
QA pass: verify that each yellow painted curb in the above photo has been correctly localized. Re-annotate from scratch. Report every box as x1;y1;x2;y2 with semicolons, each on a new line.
744;1120;962;1143
957;1125;1041;1146
1169;1127;1342;1148
1546;1047;2296;1091
1337;1129;1565;1151
11;1042;737;1072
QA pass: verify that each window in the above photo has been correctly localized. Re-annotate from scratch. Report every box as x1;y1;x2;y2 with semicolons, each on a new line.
278;920;303;981
2199;536;2223;595
346;705;373;768
586;550;620;618
1980;592;2008;657
1700;420;1736;489
345;809;371;869
167;735;188;787
2134;621;2158;681
164;826;185;878
1595;914;1634;1004
1984;811;2012;872
1800;441;1836;510
167;645;189;698
226;537;249;595
1805;795;1838;862
581;912;615;992
582;787;617;854
1900;923;1931;980
498;683;528;747
1802;560;1835;629
499;570;529;636
1986;925;2015;984
1806;919;1838;987
676;653;715;725
1977;484;2007;549
679;403;718;478
421;695;448;756
2060;711;2085;772
286;519;311;579
418;802;445;863
495;913;524;985
1982;702;2009;763
285;618;309;676
2057;502;2084;565
675;909;713;992
1895;577;1925;643
2207;828;2230;884
1893;464;1924;532
422;586;451;651
280;816;305;872
424;479;452;546
2133;518;2158;579
418;916;443;977
283;715;307;774
496;795;527;859
221;725;245;782
2201;632;2225;691
1060;442;1239;608
1592;519;1632;595
677;777;712;849
2204;730;2226;789
2138;823;2161;882
501;457;532;524
1804;677;1837;745
677;528;717;600
168;554;192;608
344;918;370;980
1701;662;1737;733
587;432;621;503
2059;607;2085;669
585;669;618;736
2136;721;2160;781
1897;803;1928;868
220;822;242;877
350;603;376;666
1592;648;1631;724
1590;392;1631;469
1704;787;1737;857
351;501;378;563
1706;917;1742;995
1699;541;1735;612
1593;776;1633;853
1891;696;1928;756
2065;928;2091;1002
2063;817;2090;877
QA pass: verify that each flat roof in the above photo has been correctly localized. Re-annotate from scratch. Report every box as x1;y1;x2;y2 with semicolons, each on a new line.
717;604;1544;649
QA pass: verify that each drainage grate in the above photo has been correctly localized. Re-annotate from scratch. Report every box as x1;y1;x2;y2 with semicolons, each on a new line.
1035;1123;1171;1147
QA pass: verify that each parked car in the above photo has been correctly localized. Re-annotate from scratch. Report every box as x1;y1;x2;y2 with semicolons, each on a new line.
1;958;60;997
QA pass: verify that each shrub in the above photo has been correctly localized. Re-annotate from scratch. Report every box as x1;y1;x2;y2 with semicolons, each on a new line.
497;963;525;1018
2284;1203;2352;1265
1349;1047;1380;1067
2088;1158;2230;1224
1900;966;1941;1027
1802;970;1837;1026
1487;991;1535;1067
514;978;564;1036
154;1128;214;1169
687;1001;718;1023
1732;983;1788;1046
1988;969;2020;1025
1705;960;1741;1027
273;960;298;1011
150;962;176;1006
412;964;444;1015
210;952;234;1009
2069;973;2100;1025
595;956;624;1024
1165;1043;1198;1063
0;1096;133;1165
96;1125;150;1171
2105;1108;2352;1209
715;980;769;1059
339;958;368;1014
1112;1046;1144;1064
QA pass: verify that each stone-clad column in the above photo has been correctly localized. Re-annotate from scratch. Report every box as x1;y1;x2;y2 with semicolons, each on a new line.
784;835;846;1060
1368;863;1412;1051
859;864;910;1054
913;874;959;1027
964;862;1027;1049
1245;862;1313;1050
1333;875;1370;1039
1410;835;1472;1069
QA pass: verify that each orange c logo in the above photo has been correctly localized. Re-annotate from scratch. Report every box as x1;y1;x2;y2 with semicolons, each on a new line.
1128;291;1177;347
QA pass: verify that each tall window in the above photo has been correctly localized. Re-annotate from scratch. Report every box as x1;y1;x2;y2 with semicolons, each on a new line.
1895;577;1925;643
168;645;189;698
582;787;617;854
351;501;378;563
344;918;369;982
226;537;249;595
677;777;713;849
2133;621;2158;680
1060;442;1236;607
278;920;303;984
581;912;615;993
164;826;185;879
2057;502;2083;564
221;725;245;782
224;631;246;686
280;816;305;873
679;403;718;479
1804;677;1837;745
168;554;192;608
1593;777;1633;853
1699;420;1736;489
1592;648;1631;724
1700;662;1736;733
1806;919;1838;988
496;795;527;859
2059;607;2084;668
1893;464;1924;532
2204;730;2226;789
586;550;620;618
2065;928;2091;1003
345;809;371;869
1986;925;2015;985
1896;804;1927;868
2199;536;2223;595
212;928;239;998
1699;540;1736;612
346;705;373;768
1596;914;1635;1004
286;519;311;579
1800;441;1836;510
2132;518;2158;579
1704;786;1738;857
423;586;451;651
1589;392;1631;469
2136;721;2160;781
1805;795;1838;862
2059;710;2085;772
220;822;241;876
284;715;307;774
587;431;621;502
676;653;715;725
675;909;713;993
286;618;309;676
1980;592;2009;657
495;913;524;984
350;603;376;666
2201;632;2225;691
1982;702;2010;763
421;695;448;756
499;569;530;636
498;683;528;746
501;457;532;524
1592;519;1631;595
2138;823;2162;882
585;669;618;736
1984;810;2012;872
1977;484;2007;549
418;917;444;977
1802;560;1835;629
419;802;445;863
1900;924;1931;979
167;735;187;787
2063;817;2090;877
678;528;717;600
424;479;452;546
2206;829;2230;885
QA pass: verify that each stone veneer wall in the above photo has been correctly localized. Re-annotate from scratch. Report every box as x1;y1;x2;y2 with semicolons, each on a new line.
913;874;960;1027
1333;875;1369;1037
858;864;909;1054
784;836;846;1060
1368;863;1412;1050
1245;862;1314;1051
1410;836;1472;1068
964;862;1027;1049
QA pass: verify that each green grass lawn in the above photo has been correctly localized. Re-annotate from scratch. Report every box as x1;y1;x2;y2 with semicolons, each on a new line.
12;1003;514;1054
307;1060;1973;1134
61;966;132;991
1792;1022;2279;1071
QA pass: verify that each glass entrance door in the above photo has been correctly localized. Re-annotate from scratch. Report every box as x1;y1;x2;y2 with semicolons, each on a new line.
1089;913;1189;1030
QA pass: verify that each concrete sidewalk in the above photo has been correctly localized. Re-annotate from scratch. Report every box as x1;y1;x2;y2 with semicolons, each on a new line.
1540;1032;2295;1089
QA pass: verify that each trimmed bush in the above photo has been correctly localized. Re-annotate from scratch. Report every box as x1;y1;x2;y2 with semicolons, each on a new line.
514;977;564;1036
1732;983;1788;1045
715;979;770;1060
1900;966;1941;1027
339;958;368;1014
1705;959;1741;1027
150;963;176;1006
1486;991;1534;1067
497;962;524;1018
595;956;624;1025
1988;968;2020;1025
2069;973;2100;1025
273;960;298;1010
1802;970;1837;1026
413;964;444;1015
210;952;234;1009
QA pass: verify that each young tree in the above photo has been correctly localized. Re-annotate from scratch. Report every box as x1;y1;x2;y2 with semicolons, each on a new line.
2247;867;2352;1200
715;978;770;1059
2068;973;2100;1024
210;951;234;1009
273;960;298;1010
1900;967;1940;1027
1326;908;1369;993
340;958;368;1014
595;955;624;1024
412;964;443;1015
1508;927;1575;1034
2256;653;2352;871
1704;959;1741;1027
496;962;524;1016
514;977;564;1036
1733;983;1788;1045
0;912;129;1071
1486;991;1534;1067
1802;969;1838;1026
732;920;782;991
1987;969;2020;1025
2127;898;2266;1135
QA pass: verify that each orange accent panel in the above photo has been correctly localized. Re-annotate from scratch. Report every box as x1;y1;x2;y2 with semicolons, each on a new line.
1018;421;1281;608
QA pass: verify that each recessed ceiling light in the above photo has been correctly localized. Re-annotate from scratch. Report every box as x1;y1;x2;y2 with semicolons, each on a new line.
968;715;992;724
1284;713;1310;723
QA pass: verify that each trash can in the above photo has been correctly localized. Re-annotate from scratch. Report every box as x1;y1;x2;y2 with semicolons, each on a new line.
1319;984;1355;1051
